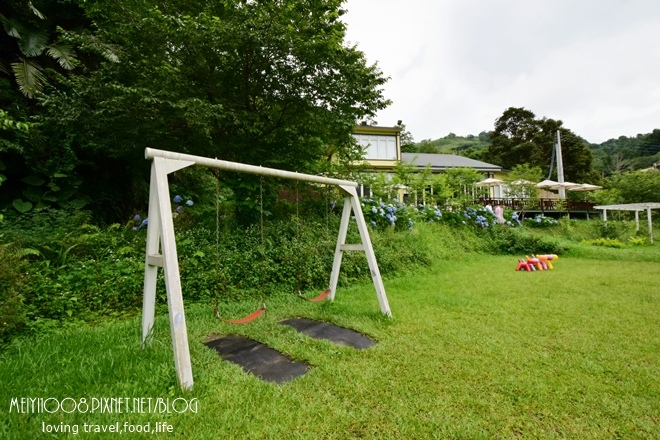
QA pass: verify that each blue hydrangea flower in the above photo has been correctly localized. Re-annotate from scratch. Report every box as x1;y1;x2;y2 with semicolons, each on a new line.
134;214;141;222
176;206;184;213
173;195;183;203
371;221;377;226
186;200;193;207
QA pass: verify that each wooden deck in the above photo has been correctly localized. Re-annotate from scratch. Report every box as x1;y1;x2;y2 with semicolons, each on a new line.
475;198;601;219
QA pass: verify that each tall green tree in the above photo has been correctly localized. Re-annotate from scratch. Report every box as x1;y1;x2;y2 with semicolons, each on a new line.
601;170;660;204
485;107;594;182
13;0;390;221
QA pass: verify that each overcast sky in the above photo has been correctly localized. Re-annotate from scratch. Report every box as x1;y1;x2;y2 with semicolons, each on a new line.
342;0;660;144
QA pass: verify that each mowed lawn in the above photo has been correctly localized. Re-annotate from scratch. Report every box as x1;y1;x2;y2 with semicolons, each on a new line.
1;255;658;439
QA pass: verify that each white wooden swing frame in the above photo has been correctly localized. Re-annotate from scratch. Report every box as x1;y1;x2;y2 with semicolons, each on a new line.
142;148;391;390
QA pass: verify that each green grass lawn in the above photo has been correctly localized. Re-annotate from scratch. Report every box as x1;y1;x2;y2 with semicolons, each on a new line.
1;254;658;439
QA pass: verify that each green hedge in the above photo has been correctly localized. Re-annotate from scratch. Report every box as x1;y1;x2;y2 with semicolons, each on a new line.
2;204;630;343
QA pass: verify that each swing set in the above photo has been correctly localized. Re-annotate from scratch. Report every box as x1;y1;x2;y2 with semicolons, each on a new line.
141;148;391;390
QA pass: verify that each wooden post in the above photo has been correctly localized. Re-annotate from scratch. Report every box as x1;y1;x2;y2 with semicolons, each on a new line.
143;157;195;390
343;186;391;316
647;207;654;244
556;130;566;200
328;196;352;301
327;187;391;316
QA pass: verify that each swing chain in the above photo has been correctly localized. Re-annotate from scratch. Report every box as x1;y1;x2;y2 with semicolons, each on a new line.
259;176;266;308
295;181;302;295
213;171;221;318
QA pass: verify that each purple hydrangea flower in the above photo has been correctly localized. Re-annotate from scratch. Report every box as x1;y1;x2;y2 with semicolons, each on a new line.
173;195;183;204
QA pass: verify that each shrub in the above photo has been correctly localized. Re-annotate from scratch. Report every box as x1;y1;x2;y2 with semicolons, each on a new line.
628;236;648;246
438;206;496;229
524;214;559;228
415;204;443;223
481;227;567;255
581;238;625;248
361;198;414;231
596;220;633;240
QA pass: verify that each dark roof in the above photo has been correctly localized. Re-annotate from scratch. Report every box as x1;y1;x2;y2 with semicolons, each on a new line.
353;125;402;134
401;153;502;172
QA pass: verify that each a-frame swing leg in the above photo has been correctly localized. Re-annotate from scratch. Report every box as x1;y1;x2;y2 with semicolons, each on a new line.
142;164;161;345
328;186;391;316
142;157;195;390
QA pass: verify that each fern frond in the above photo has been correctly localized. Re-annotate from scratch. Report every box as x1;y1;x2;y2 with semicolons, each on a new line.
17;30;48;57
0;14;26;39
11;58;46;98
28;1;46;20
46;43;77;70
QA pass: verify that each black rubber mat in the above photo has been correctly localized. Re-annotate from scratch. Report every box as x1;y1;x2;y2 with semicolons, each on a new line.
280;318;377;349
205;335;309;383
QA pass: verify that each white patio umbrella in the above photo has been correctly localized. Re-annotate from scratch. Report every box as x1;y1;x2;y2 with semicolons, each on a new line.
549;181;582;190
569;183;603;200
475;177;503;198
535;179;559;189
475;177;504;187
568;183;603;191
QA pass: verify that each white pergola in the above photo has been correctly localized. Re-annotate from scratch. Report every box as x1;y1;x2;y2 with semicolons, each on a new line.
142;148;391;390
593;203;660;244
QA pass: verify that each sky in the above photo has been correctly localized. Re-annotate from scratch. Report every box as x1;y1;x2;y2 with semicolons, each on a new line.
342;0;660;144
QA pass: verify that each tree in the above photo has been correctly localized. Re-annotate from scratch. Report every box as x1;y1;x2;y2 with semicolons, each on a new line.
396;121;415;153
605;170;660;204
485;107;594;182
443;167;482;209
14;0;390;221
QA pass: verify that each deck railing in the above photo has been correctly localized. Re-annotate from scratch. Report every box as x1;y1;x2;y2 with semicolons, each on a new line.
474;198;596;212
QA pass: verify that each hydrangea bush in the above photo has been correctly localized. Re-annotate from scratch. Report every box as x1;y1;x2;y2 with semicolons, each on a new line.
415;204;443;223
361;198;414;230
438;206;497;229
131;194;194;230
525;214;559;228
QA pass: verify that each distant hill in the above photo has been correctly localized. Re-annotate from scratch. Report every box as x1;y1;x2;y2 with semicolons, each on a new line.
407;129;660;175
587;129;660;175
404;132;491;161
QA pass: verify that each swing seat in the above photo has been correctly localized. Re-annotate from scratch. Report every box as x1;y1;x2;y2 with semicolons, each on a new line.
299;289;331;303
217;306;266;324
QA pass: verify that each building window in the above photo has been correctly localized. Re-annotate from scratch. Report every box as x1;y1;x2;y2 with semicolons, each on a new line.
357;184;372;197
353;134;397;160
